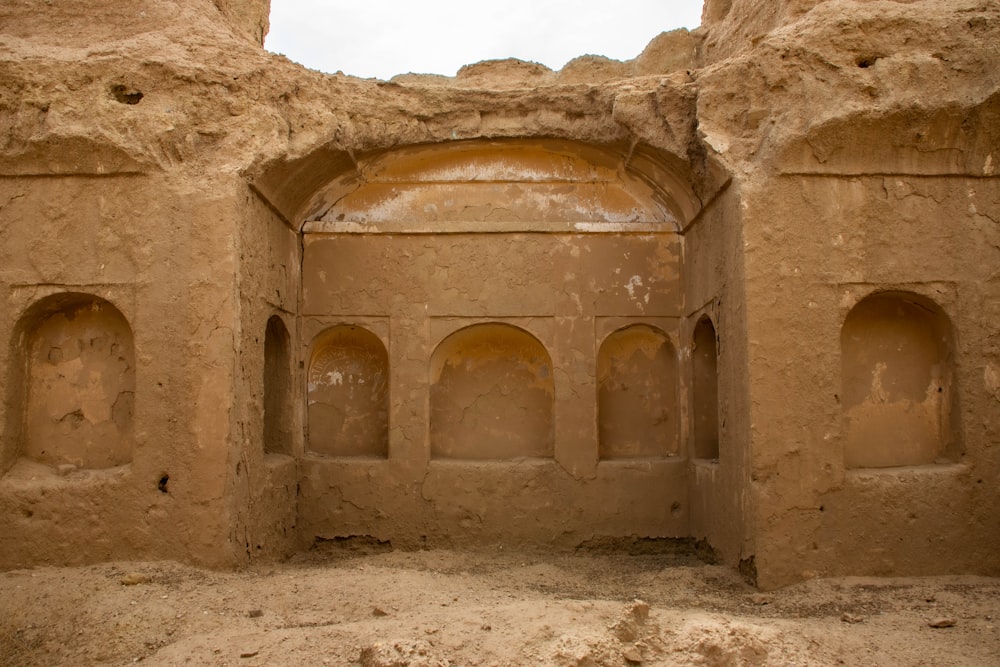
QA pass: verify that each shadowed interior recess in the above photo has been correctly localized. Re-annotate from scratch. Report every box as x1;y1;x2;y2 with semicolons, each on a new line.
598;324;679;459
430;324;555;460
841;291;956;468
691;316;719;461
20;295;135;470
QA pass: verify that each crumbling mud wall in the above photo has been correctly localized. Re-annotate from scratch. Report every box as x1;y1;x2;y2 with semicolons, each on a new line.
0;0;997;589
682;179;754;577
696;0;1000;587
229;180;301;563
0;165;247;566
290;139;700;547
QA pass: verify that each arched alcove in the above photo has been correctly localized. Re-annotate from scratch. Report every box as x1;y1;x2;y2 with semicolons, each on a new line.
692;316;719;460
598;324;679;459
307;325;389;457
263;315;293;456
16;294;135;469
255;138;705;233
430;324;554;460
841;292;956;468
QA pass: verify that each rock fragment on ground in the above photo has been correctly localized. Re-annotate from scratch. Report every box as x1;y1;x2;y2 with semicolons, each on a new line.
120;573;151;586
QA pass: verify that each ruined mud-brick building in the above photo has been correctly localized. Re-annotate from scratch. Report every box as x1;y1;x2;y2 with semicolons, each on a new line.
0;0;997;589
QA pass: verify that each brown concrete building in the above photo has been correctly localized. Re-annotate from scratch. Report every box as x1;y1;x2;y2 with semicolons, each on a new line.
0;0;997;589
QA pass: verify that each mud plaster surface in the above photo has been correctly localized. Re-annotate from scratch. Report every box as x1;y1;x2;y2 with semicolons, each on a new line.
1;546;998;666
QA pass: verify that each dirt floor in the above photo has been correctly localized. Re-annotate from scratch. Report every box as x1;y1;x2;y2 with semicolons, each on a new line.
1;540;998;666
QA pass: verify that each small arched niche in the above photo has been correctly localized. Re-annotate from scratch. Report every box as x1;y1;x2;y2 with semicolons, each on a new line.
841;291;956;468
692;316;720;460
307;325;388;457
17;293;135;469
430;324;554;460
598;325;679;459
263;315;293;456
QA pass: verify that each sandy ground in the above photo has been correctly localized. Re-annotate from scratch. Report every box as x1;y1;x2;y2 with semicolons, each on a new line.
1;540;998;666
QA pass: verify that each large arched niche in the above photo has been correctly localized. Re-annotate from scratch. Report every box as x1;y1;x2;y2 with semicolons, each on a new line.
841;291;957;468
598;324;679;459
4;293;136;471
430;323;554;460
306;325;389;458
250;138;705;232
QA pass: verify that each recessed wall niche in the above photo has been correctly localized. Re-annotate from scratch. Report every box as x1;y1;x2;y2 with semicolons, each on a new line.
306;325;388;457
692;316;720;460
430;323;554;460
841;291;956;468
263;315;293;456
19;294;135;469
598;324;679;459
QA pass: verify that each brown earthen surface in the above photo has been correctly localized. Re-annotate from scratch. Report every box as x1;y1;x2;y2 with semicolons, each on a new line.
3;547;1000;666
0;0;997;600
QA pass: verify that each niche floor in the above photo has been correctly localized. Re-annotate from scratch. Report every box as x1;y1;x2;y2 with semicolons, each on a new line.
1;546;997;666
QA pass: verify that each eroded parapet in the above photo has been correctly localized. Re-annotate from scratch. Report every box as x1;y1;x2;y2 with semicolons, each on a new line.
212;0;271;45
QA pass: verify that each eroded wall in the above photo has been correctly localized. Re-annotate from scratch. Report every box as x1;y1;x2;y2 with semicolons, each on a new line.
742;172;1000;588
841;292;957;469
430;324;555;461
691;0;1000;587
682;181;754;574
298;227;690;545
295;141;695;547
0;172;246;569
307;325;389;458
230;181;301;563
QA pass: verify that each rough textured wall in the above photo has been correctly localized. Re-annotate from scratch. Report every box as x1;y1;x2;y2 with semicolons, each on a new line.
0;0;262;565
700;0;826;62
230;180;300;563
694;0;1000;587
21;296;135;470
0;170;243;568
295;144;692;544
213;0;270;45
297;230;688;545
598;324;680;459
682;179;753;574
741;173;1000;588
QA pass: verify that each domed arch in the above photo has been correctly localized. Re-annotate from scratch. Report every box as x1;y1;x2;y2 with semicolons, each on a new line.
841;291;957;468
430;323;554;460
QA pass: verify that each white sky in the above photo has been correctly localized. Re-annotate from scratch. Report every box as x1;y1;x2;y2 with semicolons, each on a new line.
265;1;705;80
